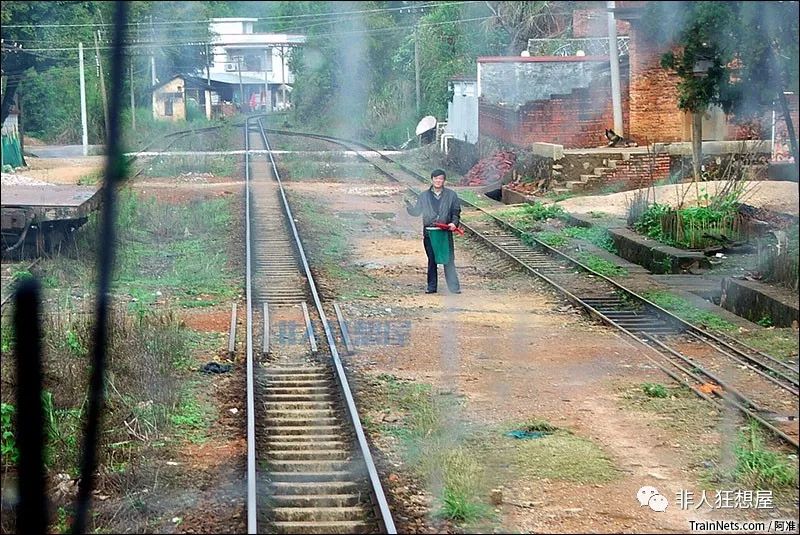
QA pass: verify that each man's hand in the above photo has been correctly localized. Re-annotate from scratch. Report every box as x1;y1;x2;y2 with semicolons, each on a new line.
447;223;456;231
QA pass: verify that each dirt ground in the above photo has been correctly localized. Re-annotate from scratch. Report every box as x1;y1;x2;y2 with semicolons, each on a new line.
3;153;797;533
286;179;798;533
15;156;105;184
554;180;799;217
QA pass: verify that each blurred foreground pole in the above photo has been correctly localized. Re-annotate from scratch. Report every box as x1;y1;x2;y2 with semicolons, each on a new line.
72;1;127;533
14;279;47;535
607;1;623;135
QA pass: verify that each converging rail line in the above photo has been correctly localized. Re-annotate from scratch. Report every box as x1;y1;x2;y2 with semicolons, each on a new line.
243;116;396;534
264;126;799;450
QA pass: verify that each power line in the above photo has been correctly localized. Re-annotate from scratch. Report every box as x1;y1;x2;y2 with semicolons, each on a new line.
2;1;478;29
12;15;495;52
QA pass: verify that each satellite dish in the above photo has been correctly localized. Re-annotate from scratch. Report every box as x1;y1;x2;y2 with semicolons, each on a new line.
415;115;437;136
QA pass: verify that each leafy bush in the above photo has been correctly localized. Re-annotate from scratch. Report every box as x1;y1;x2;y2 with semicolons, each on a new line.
641;383;669;398
1;403;18;466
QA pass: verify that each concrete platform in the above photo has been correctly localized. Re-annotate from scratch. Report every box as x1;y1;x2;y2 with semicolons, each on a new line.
1;184;102;230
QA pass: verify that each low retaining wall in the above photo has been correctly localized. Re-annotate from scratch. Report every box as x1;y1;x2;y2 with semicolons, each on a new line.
720;278;799;328
608;227;711;274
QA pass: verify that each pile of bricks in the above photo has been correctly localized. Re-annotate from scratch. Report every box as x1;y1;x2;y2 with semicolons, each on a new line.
459;150;517;186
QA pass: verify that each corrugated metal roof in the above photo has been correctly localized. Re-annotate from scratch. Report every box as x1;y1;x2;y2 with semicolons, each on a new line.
207;72;273;85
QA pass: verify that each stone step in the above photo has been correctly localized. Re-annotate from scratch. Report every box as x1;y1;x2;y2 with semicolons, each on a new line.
593;166;613;175
565;180;588;191
579;174;599;182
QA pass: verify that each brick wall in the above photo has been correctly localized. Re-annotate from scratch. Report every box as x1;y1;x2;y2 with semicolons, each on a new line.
603;152;671;189
572;9;630;37
627;23;685;143
479;66;629;149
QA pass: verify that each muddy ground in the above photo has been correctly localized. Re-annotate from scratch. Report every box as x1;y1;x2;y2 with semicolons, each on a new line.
2;152;797;534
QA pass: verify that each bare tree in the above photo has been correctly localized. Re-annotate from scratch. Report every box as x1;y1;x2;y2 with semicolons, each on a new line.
483;1;572;55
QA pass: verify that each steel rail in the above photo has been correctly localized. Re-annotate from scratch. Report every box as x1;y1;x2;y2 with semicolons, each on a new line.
244;117;257;533
254;117;397;534
260;127;799;449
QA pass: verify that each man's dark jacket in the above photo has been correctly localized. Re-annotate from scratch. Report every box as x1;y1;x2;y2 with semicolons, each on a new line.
405;187;461;229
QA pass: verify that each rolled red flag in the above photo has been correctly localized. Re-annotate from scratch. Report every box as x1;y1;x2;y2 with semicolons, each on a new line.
434;222;465;236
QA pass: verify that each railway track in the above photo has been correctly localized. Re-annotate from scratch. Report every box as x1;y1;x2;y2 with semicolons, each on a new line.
244;117;395;533
264;126;799;449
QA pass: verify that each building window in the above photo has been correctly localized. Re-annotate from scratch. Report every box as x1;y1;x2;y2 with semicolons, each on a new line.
165;98;173;116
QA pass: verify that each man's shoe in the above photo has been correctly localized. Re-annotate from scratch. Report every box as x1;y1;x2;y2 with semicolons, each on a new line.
449;289;461;294
425;289;437;294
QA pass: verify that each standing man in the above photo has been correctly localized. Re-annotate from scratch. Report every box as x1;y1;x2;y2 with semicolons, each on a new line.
404;169;461;294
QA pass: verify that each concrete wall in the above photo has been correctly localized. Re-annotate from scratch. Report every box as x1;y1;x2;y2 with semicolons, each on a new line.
153;77;185;121
479;56;611;108
478;57;630;149
446;80;478;144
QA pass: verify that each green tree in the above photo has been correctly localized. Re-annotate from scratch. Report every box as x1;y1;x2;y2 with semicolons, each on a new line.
642;1;799;179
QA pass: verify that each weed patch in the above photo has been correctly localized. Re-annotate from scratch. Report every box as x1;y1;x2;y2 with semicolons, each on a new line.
366;375;492;525
578;254;628;277
288;194;380;300
643;291;737;332
736;328;798;361
532;231;567;248
733;421;797;489
563;226;617;253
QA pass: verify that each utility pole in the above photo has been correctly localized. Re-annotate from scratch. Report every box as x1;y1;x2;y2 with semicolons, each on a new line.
95;30;109;139
607;1;623;135
150;16;157;86
264;48;270;112
206;42;211;86
414;27;421;116
237;56;245;112
79;42;88;156
130;61;136;131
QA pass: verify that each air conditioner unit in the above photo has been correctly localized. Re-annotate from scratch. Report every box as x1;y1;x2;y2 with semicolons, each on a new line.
225;63;237;72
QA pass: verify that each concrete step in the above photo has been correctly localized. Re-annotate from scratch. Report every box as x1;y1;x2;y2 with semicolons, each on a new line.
267;449;350;461
269;481;363;495
263;407;336;415
266;439;347;449
268;459;352;472
263;401;335;410
267;471;358;483
565;180;588;191
593;166;613;175
270;494;363;508
579;174;599;183
265;417;340;427
271;506;366;522
264;425;343;435
268;520;373;534
263;394;333;402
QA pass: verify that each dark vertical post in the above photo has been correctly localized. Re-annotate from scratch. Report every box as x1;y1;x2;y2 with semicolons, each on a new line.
14;279;47;534
72;2;128;533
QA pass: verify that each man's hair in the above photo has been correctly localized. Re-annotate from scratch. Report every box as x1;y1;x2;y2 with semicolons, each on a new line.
430;169;446;179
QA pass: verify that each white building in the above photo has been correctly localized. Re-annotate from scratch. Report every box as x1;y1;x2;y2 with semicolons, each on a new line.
206;18;305;111
444;76;478;148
